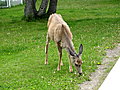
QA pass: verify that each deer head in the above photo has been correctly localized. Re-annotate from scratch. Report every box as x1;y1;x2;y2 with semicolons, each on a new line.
68;44;83;75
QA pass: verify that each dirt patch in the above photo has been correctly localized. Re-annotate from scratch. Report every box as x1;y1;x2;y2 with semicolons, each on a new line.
79;44;120;90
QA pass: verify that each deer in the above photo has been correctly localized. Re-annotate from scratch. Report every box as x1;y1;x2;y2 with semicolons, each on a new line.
45;13;83;75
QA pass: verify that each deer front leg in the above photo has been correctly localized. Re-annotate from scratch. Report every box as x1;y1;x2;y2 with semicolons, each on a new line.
68;55;73;72
45;35;50;64
57;42;62;71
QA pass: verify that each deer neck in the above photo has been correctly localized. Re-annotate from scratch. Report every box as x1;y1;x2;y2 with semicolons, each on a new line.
63;38;76;55
61;26;76;55
67;40;75;53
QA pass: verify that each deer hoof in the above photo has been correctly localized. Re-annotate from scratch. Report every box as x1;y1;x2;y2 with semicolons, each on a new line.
45;61;48;65
69;69;73;72
57;67;61;71
69;66;73;72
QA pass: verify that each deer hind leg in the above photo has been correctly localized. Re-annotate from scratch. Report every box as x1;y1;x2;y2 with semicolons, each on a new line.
68;55;73;72
45;34;50;64
57;42;63;71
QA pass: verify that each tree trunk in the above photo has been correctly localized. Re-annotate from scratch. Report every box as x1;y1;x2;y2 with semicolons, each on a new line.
47;0;58;15
24;0;58;20
37;0;48;17
24;0;37;19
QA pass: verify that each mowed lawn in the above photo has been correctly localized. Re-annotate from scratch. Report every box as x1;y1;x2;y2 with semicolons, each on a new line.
0;0;120;89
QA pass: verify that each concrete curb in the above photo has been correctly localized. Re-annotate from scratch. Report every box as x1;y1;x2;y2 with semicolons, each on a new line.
99;57;120;90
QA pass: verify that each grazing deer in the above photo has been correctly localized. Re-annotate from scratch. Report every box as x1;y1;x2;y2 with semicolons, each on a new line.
45;13;83;75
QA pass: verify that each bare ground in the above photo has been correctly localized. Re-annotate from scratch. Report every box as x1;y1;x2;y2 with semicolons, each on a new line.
79;44;120;90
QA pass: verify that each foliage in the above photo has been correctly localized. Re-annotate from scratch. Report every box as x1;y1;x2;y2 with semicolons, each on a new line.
0;1;7;6
0;0;120;89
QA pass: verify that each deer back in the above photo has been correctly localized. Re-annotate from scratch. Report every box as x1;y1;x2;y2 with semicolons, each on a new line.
47;14;73;44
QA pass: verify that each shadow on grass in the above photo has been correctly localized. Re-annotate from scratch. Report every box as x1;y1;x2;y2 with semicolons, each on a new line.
68;17;120;23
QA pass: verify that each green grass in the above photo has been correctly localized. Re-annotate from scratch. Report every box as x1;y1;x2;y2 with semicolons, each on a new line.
0;0;120;89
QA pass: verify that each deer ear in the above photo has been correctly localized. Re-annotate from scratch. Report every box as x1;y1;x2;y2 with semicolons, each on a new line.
78;44;83;56
67;48;75;56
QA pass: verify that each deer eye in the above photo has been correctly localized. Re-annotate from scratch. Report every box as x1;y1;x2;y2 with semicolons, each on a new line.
75;63;80;67
73;57;75;59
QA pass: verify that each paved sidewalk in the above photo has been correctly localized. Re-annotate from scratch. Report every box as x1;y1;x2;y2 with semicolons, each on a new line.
99;58;120;90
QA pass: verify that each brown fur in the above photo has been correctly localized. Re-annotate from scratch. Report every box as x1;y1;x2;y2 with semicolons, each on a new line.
47;14;72;42
45;13;83;74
